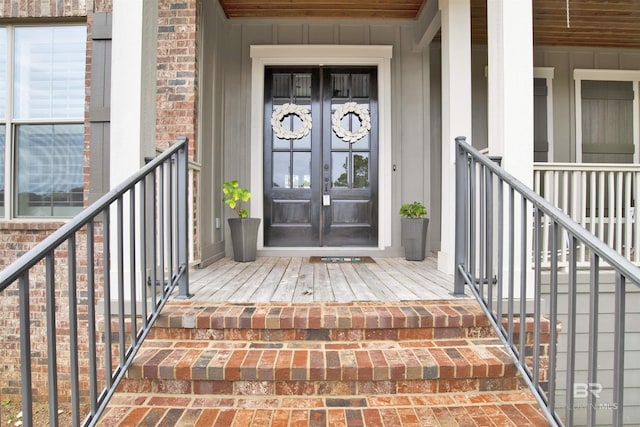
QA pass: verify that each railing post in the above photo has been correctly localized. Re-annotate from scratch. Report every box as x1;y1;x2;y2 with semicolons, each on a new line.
454;136;468;296
176;137;192;299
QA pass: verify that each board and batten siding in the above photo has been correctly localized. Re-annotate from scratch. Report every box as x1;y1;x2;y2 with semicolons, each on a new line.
541;271;640;425
199;14;437;257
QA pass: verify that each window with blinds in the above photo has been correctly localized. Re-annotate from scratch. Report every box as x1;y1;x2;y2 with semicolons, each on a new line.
0;25;86;218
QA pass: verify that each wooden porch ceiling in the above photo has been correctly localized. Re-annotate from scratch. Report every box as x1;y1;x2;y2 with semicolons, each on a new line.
217;0;640;49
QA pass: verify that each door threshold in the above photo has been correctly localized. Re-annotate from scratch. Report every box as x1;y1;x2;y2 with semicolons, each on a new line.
258;247;400;257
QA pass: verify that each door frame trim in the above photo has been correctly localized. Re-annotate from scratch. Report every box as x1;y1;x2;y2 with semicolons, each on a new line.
250;45;393;249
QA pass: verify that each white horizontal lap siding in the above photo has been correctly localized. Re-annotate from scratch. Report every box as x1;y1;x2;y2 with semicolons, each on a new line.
541;271;640;425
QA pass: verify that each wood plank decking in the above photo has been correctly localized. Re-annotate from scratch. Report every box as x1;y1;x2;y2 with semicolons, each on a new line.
187;256;465;303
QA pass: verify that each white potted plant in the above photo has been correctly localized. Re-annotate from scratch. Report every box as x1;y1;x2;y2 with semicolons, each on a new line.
222;180;260;262
399;201;429;261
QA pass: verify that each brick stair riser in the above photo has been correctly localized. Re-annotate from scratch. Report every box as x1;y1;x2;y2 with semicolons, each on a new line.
117;377;529;396
143;325;499;341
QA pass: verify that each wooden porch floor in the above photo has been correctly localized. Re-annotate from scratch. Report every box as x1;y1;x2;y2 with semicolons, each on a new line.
187;256;467;303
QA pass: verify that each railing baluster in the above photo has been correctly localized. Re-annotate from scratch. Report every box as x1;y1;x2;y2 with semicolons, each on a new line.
612;273;626;426
486;168;494;314
159;163;165;298
68;234;80;426
587;253;599;426
519;197;527;370
167;157;174;290
496;176;504;322
635;172;640;264
624;172;632;259
479;163;486;301
103;208;113;390
140;178;148;328
469;156;477;289
87;220;98;417
533;207;542;388
608;171;615;248
598;172;605;250
117;196;126;366
151;168;158;309
129;187;138;344
19;272;33;427
45;253;59;426
615;172;623;253
508;187;515;345
548;221;559;415
565;235;577;426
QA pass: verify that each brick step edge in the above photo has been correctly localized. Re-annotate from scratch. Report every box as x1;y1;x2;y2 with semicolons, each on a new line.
98;391;549;426
153;301;492;331
125;344;522;383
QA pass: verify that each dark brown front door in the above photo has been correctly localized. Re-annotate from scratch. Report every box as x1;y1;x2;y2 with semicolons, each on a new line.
264;66;378;247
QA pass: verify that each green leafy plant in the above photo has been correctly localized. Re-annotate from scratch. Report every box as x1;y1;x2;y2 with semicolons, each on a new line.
223;180;252;218
399;201;427;218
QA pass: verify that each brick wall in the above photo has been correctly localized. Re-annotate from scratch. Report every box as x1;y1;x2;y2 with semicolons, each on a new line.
156;0;200;260
156;0;199;160
0;0;113;408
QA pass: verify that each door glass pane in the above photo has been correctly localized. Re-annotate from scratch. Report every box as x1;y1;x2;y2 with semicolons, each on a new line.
293;74;311;98
332;152;349;188
272;152;290;188
14;26;86;119
292;103;311;150
272;74;291;98
331;103;371;150
351;102;370;150
332;74;349;98
16;124;83;217
331;103;350;150
351;74;370;98
353;153;369;188
292;152;311;188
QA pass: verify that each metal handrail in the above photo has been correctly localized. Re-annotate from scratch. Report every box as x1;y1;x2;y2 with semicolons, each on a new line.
455;136;640;426
0;137;190;426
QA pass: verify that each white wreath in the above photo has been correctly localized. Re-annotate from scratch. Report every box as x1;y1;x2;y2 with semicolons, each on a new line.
331;102;371;143
271;103;312;140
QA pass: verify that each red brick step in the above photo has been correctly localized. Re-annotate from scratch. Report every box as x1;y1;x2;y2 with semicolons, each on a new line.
98;391;549;426
102;300;549;426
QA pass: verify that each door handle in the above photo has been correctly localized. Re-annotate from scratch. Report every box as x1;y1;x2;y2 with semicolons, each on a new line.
323;164;330;193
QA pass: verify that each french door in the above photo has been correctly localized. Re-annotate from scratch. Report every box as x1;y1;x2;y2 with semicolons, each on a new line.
263;66;378;247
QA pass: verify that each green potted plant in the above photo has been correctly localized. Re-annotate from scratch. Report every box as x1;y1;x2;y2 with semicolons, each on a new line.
399;201;429;261
223;180;260;262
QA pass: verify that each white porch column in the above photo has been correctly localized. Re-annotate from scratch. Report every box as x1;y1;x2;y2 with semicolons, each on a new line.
111;0;158;181
486;0;533;183
110;0;158;304
487;1;534;300
437;0;472;275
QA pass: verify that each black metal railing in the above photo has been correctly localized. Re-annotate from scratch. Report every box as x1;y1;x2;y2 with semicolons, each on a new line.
455;136;640;426
0;137;190;426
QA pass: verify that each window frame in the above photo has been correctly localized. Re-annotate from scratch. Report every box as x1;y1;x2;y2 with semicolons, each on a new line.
0;23;87;220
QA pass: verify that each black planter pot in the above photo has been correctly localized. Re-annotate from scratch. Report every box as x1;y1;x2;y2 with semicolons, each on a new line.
401;217;429;261
228;218;261;262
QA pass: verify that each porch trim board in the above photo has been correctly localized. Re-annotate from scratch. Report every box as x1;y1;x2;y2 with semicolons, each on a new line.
250;45;393;250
